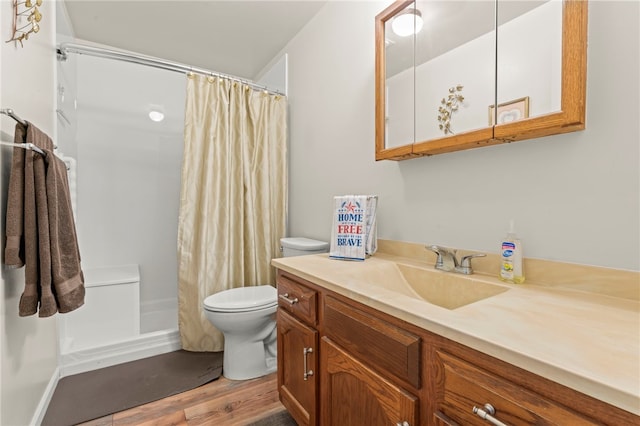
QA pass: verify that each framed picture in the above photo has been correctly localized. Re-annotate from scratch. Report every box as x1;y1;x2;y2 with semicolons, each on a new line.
488;96;530;125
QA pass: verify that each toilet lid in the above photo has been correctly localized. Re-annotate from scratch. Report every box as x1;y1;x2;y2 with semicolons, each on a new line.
203;285;277;312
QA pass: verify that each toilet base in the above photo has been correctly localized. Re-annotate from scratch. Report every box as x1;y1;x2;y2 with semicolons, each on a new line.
222;328;277;380
202;285;278;381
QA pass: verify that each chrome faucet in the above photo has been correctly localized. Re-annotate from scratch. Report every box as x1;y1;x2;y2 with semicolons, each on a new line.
427;245;486;275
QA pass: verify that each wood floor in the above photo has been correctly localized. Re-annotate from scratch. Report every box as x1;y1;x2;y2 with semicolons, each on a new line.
79;372;287;426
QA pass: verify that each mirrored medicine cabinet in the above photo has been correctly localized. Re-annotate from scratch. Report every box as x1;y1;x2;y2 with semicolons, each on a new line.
375;0;588;160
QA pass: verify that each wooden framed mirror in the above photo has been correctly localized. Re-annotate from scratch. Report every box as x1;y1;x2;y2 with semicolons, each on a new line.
375;1;419;160
375;0;588;161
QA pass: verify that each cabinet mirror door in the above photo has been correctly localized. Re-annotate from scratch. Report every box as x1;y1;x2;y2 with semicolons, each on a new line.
376;1;418;160
377;0;497;160
375;0;588;160
493;0;587;142
413;0;497;154
495;1;562;126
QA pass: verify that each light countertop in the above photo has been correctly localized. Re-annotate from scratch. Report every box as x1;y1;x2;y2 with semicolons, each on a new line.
272;248;640;416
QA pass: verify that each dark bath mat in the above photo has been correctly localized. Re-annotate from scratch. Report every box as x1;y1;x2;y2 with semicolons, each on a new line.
42;349;223;426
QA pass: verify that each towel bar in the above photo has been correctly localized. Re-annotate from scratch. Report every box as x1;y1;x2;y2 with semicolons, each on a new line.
0;108;27;126
0;141;45;156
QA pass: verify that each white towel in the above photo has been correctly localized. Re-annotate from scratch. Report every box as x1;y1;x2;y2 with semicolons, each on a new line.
330;195;378;261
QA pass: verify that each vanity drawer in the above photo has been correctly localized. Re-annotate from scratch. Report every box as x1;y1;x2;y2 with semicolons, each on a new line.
435;350;599;426
277;272;318;326
323;295;421;389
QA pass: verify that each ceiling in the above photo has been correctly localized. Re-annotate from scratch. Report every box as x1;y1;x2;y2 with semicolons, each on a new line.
60;1;328;80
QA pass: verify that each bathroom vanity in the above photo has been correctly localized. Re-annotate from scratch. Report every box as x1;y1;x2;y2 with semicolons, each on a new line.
272;241;639;426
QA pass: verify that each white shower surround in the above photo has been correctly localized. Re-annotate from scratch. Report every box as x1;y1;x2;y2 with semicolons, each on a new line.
74;53;184;311
54;46;185;372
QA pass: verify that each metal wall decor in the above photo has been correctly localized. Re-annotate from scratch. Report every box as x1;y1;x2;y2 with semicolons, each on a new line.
437;84;464;135
6;0;43;47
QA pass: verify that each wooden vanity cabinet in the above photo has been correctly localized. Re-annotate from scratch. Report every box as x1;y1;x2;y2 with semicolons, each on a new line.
276;270;639;426
276;273;319;426
277;271;421;426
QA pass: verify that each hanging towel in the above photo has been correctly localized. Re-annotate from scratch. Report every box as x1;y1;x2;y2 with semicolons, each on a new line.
43;147;85;314
18;124;56;315
33;145;57;317
4;123;27;268
329;195;378;261
18;144;39;315
5;122;84;316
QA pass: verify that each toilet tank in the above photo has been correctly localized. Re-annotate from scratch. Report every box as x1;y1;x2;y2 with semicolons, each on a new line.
280;237;329;257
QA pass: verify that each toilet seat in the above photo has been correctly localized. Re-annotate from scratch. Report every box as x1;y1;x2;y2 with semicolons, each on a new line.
203;285;277;313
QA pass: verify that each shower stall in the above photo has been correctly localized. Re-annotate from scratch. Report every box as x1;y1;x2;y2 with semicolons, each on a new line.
54;39;287;375
55;45;186;375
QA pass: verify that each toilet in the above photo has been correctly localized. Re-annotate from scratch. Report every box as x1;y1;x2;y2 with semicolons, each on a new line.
203;237;329;380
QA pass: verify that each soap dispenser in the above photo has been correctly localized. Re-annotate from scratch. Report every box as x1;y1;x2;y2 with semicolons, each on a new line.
500;220;525;284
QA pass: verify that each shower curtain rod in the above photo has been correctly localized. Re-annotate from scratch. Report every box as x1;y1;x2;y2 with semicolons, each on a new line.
57;42;285;96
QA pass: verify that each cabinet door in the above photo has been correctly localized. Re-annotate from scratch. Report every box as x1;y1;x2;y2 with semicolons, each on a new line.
321;337;418;426
277;310;318;426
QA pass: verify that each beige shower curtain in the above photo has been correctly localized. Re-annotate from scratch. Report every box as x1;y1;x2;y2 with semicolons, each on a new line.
177;74;287;351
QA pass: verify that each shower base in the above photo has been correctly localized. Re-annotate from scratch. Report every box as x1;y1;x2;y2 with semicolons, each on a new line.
59;327;181;376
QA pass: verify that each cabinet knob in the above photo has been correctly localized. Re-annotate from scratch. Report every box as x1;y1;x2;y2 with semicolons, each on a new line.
279;293;299;305
472;404;509;426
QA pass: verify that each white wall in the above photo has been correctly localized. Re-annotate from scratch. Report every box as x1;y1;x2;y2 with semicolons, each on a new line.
74;53;184;321
1;0;59;424
280;1;639;271
257;54;288;95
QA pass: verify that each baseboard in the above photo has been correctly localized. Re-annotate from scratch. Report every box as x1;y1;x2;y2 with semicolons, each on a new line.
59;328;181;377
30;366;60;426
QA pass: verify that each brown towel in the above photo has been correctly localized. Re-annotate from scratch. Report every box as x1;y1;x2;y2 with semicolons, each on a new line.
19;124;56;315
4;123;26;267
10;123;84;317
43;148;84;314
34;148;57;317
20;150;40;315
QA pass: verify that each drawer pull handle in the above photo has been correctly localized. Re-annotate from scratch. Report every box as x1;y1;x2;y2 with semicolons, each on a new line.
473;404;509;426
279;293;299;305
396;422;410;426
303;347;314;380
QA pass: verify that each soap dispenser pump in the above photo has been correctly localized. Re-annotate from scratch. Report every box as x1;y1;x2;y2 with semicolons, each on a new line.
500;220;525;284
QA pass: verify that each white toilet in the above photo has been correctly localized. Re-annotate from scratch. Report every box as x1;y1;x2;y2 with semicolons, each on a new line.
203;237;329;380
